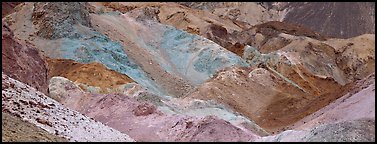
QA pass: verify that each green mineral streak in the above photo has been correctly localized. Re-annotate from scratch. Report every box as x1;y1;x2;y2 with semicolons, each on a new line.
266;65;308;94
244;45;308;94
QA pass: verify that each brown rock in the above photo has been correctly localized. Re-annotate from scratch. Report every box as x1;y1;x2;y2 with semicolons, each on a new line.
2;112;68;142
133;103;157;116
46;58;135;93
282;2;375;39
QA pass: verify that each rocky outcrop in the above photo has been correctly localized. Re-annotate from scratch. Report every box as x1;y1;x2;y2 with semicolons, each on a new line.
47;58;135;94
90;12;248;97
186;32;375;133
2;23;49;95
125;3;327;57
31;2;92;39
108;2;249;56
325;34;375;82
2;73;135;142
288;73;375;130
179;2;375;39
176;2;284;26
185;65;344;133
202;21;328;55
6;2;163;97
3;2;375;142
47;76;258;142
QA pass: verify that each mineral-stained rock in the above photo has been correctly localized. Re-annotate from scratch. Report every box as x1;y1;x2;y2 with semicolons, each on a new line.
89;12;249;97
185;66;330;133
288;73;375;130
47;58;135;94
102;2;249;56
47;75;268;137
31;2;92;39
186;32;374;133
7;2;163;97
2;73;135;142
179;2;375;39
281;2;375;39
126;3;328;57
324;34;375;82
8;2;249;98
2;22;49;95
202;21;328;55
47;76;259;142
3;2;375;142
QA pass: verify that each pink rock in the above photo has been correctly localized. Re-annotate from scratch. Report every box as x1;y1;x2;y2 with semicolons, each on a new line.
2;22;49;95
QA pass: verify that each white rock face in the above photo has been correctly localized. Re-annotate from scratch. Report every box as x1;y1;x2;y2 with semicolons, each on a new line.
2;73;135;142
48;76;84;102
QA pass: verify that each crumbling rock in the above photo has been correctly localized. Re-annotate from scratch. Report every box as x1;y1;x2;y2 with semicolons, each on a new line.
2;2;22;18
2;73;135;142
2;23;49;95
32;2;92;39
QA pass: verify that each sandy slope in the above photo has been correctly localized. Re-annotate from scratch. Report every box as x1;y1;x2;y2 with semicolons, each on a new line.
2;112;68;142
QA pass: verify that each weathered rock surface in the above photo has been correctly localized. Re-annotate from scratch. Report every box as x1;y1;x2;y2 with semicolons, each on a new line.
89;12;249;97
2;2;21;18
6;2;163;97
179;2;375;39
256;118;375;142
281;2;375;38
176;2;285;26
187;32;374;133
2;112;68;142
2;2;375;142
31;2;92;39
123;3;328;57
324;34;375;82
47;58;135;94
289;73;375;130
255;73;375;142
47;76;259;142
8;3;248;98
2;22;49;95
2;73;135;142
96;2;249;56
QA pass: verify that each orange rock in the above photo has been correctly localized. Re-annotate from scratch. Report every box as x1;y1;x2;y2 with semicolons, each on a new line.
47;58;135;93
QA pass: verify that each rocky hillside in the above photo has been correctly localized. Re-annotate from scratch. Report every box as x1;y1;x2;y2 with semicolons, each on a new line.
2;2;375;142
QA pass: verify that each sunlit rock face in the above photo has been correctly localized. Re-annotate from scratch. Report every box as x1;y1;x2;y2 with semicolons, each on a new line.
46;75;260;142
2;73;135;142
46;58;135;94
7;2;248;98
187;33;374;133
